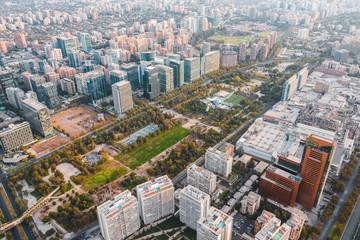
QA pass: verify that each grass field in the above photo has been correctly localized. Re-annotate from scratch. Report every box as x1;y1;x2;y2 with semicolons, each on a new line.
224;93;244;106
54;183;73;196
209;35;251;44
82;165;127;191
117;126;190;170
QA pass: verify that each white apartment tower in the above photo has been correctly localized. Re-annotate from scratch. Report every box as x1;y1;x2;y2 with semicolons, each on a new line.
187;164;217;195
205;147;233;177
112;81;134;114
179;185;210;230
136;175;175;225
197;207;233;240
97;190;140;240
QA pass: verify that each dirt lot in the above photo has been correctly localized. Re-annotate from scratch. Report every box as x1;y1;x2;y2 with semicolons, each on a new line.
51;106;108;139
27;135;69;156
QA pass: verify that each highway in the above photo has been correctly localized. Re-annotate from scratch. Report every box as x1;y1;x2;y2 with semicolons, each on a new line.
318;159;360;239
340;195;360;240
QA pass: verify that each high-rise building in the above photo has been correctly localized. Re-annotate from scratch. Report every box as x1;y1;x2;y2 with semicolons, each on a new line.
184;57;201;82
68;50;82;69
121;63;140;90
197;207;233;240
240;191;261;215
97;190;140;240
250;43;258;61
87;71;107;104
6;87;25;109
258;166;301;207
255;216;291;240
45;72;60;85
157;65;174;93
143;66;160;100
22;98;53;138
75;72;90;95
296;67;308;90
297;136;336;211
260;44;270;61
0;122;33;152
140;51;156;61
334;49;349;63
0;41;8;54
203;51;220;76
112;81;133;114
19;60;39;74
205;147;233;177
38;82;61;109
57;37;78;57
254;210;276;234
169;60;184;88
286;213;305;240
80;33;92;52
187;164;217;195
220;51;238;67
60;78;77;95
57;67;76;80
109;70;127;85
136;175;174;225
281;74;298;101
14;32;27;49
0;71;15;102
179;185;210;230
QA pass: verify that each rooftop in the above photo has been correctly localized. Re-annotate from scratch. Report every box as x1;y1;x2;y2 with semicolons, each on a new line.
198;207;231;235
136;175;173;197
181;185;210;201
97;190;137;217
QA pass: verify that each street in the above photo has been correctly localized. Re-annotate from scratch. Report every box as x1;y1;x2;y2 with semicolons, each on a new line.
340;195;360;240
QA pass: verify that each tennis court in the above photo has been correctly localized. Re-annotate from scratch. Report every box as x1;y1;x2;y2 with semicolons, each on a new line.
121;124;159;145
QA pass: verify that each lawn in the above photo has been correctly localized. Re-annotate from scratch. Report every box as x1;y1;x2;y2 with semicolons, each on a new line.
210;35;246;44
224;92;244;106
157;216;185;230
54;183;73;196
117;126;190;170
82;166;127;191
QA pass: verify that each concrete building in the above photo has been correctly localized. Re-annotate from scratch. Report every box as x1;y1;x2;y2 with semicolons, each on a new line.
97;190;140;240
109;70;127;85
6;87;25;109
296;67;308;90
157;65;174;93
239;42;247;62
254;210;276;234
140;51;156;61
22;98;53;137
286;214;305;240
19;60;39;74
250;43;258;60
334;49;349;63
14;32;27;49
143;66;160;100
297;29;309;39
240;191;261;215
112;81;133;114
203;51;220;75
38;82;61;109
0;71;15;102
220;51;237;67
205;147;233;177
281;75;299;101
75;72;91;95
68;50;82;69
136;176;174;225
184;57;201;82
197;207;233;240
179;185;210;230
0;122;33;152
80;33;92;52
187;164;217;195
255;217;291;240
60;78;76;95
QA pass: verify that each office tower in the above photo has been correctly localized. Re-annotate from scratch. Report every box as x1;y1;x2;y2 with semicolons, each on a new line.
281;74;299;101
255;217;291;240
112;81;133;114
140;51;156;61
157;65;174;93
286;214;305;240
80;33;92;52
29;75;46;99
6;87;24;109
260;44;270;61
68;50;82;69
197;207;233;240
184;58;201;82
75;72;90;95
22;98;53;138
254;211;276;234
87;71;107;104
25;91;38;101
249;7;258;20
297;136;336;211
334;49;349;63
0;122;33;152
136;176;174;225
57;37;77;57
14;32;27;49
37;60;46;73
19;60;39;74
250;43;258;60
0;71;15;101
240;192;261;215
0;41;8;54
121;63;140;90
259;166;301;207
214;9;222;26
205;147;233;177
143;66;160;100
38;82;61;109
60;78;76;95
97;190;140;240
203;51;220;75
296;67;308;90
201;43;211;56
220;51;238;67
187;164;217;195
169;60;184;88
109;70;127;85
94;50;102;63
179;185;210;230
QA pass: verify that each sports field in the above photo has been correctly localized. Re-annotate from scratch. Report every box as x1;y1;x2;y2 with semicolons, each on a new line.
117;126;190;170
210;35;252;44
224;92;244;106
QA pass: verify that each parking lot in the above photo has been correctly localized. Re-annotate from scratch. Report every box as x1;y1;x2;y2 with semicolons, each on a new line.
232;213;255;240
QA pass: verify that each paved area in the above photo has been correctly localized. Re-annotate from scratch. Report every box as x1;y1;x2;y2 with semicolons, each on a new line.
340;195;360;240
232;213;255;240
19;180;36;208
56;163;81;182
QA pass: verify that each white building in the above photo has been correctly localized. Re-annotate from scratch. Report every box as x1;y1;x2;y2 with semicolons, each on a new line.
6;87;25;109
255;216;291;240
286;214;305;240
187;164;217;195
179;185;210;230
136;175;175;225
205;147;233;177
241;191;261;215
197;207;233;240
112;81;133;114
97;190;140;240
